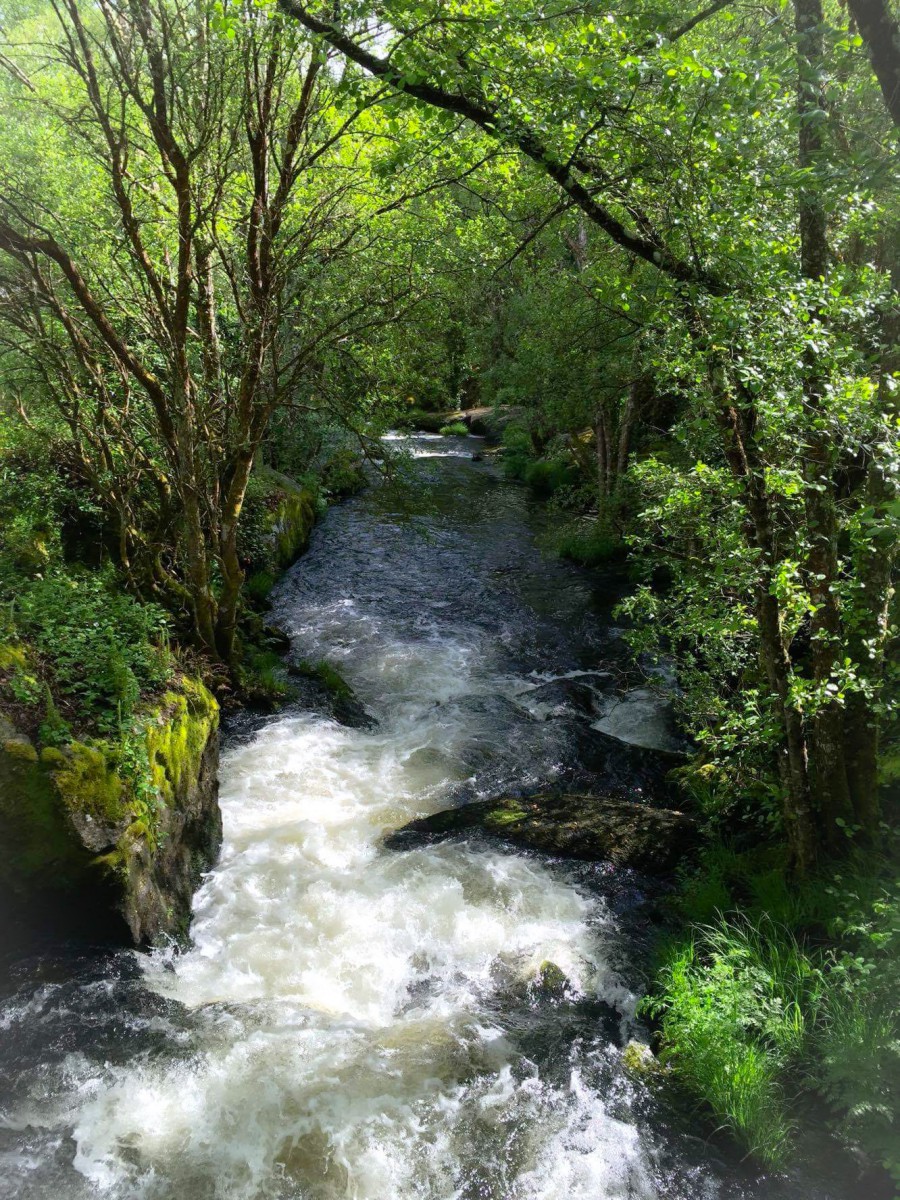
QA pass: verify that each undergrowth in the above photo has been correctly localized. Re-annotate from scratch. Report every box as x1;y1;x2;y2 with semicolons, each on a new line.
645;837;900;1184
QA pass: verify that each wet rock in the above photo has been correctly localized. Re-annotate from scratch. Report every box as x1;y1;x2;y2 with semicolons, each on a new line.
0;677;221;946
523;676;613;718
386;791;696;873
592;688;687;756
287;660;377;729
532;960;570;999
621;1040;664;1082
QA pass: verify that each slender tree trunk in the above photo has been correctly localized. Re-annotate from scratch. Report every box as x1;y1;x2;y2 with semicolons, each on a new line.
711;362;819;872
844;232;900;830
216;448;257;665
795;0;854;847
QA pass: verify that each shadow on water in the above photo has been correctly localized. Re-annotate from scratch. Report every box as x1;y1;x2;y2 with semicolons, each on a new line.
0;433;877;1199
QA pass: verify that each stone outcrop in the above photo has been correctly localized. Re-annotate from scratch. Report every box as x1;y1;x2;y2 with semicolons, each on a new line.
386;791;696;873
0;676;220;945
244;466;318;575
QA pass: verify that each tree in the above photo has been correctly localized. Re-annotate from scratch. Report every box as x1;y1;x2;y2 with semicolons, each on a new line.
0;0;488;661
279;0;898;866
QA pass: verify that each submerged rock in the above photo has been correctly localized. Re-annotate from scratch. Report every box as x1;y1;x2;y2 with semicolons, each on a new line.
386;791;695;872
522;674;614;718
0;676;221;945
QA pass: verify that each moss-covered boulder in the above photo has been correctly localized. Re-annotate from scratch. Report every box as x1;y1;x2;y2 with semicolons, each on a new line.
0;677;221;945
386;792;696;873
239;466;318;583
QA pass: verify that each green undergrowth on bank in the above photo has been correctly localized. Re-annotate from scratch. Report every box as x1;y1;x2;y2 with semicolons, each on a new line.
644;833;900;1184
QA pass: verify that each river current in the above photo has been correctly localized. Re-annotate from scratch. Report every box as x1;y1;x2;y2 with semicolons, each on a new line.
0;434;855;1199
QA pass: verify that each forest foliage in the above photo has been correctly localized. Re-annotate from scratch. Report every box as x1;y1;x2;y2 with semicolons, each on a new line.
0;0;897;1182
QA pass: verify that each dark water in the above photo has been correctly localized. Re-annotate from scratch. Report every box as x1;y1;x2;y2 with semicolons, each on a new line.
0;434;863;1198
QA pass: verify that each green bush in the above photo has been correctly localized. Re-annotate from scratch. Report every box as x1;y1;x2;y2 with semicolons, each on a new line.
439;421;469;436
245;570;277;608
814;876;900;1185
648;847;900;1180
237;645;293;703
555;521;624;567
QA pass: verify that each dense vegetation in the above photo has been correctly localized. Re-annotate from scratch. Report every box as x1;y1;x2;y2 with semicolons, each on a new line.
0;0;897;1186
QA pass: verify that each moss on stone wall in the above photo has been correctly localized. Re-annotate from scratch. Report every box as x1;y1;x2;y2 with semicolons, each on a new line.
145;676;219;810
49;740;125;825
0;718;93;893
0;676;220;941
239;466;318;581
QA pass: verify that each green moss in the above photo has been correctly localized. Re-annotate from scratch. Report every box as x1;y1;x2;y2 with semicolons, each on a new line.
238;467;318;581
3;737;38;762
143;676;218;811
484;803;527;828
0;726;93;891
51;740;125;824
0;642;29;672
622;1040;663;1081
536;961;569;995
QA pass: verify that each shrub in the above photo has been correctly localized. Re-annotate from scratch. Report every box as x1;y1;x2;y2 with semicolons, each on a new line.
245;570;277;608
648;844;900;1180
814;876;900;1184
555;521;624;567
11;569;171;728
439;421;469;436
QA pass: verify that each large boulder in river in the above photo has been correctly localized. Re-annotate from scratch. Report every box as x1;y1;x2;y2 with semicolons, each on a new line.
386;792;695;872
0;676;221;945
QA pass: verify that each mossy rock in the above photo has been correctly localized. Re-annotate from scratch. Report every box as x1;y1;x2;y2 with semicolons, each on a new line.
52;740;125;828
240;466;317;579
288;659;376;729
532;960;570;999
0;677;221;944
145;675;219;810
0;642;30;673
0;718;97;894
621;1040;664;1083
386;792;696;872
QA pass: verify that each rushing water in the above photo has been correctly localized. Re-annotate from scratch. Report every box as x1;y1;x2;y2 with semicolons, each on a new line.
0;435;861;1199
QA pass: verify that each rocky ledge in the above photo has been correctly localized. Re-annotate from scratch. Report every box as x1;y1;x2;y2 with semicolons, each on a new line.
386;792;696;873
0;676;220;945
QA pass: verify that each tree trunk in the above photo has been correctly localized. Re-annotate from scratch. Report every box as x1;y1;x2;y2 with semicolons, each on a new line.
216;449;257;666
795;0;854;847
844;231;900;831
711;363;818;872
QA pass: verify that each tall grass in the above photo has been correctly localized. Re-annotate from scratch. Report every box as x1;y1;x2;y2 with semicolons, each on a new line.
645;915;822;1164
648;846;900;1180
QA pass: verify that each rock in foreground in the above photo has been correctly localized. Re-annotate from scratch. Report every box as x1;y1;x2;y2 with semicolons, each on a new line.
386;792;695;872
0;676;220;945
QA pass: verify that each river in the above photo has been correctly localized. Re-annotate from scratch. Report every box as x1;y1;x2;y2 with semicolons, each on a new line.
0;433;854;1198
